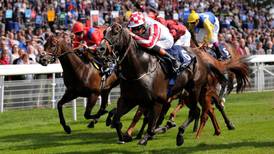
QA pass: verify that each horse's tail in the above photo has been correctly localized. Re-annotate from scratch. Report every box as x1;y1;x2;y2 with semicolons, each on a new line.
206;63;227;84
225;57;250;93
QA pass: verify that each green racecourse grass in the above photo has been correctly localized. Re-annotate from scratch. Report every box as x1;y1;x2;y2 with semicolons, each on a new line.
0;92;273;154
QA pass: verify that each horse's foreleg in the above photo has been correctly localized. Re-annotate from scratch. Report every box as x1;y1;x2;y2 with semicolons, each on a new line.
84;93;99;128
138;102;163;145
98;75;120;118
112;97;136;144
192;106;200;133
57;91;77;134
96;90;110;117
136;113;148;139
123;106;145;142
176;90;200;146
165;100;185;130
154;102;171;134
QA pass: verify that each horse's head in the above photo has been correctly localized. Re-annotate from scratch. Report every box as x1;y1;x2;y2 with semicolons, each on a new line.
97;23;131;63
37;33;69;66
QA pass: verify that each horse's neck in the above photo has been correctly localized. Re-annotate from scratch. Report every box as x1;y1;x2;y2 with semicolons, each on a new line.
120;40;155;78
58;51;95;80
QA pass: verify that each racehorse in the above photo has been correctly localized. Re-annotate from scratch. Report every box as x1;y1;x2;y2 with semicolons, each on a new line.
37;33;119;134
98;23;226;145
186;43;249;140
120;45;249;143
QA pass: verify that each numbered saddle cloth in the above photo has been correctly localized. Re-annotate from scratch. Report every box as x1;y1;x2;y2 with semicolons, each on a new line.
166;45;193;70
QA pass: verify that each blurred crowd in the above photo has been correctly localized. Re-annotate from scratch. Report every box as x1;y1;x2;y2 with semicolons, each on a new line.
0;0;273;67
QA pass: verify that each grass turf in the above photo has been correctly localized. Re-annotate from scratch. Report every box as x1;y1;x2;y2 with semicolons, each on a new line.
0;92;273;154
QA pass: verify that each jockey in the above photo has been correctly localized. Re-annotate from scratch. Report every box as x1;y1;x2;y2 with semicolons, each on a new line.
72;21;104;51
187;10;230;60
72;22;114;75
166;19;191;47
127;12;180;71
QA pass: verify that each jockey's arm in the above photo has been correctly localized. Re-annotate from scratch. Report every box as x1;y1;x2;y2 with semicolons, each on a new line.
203;19;214;43
189;29;199;47
129;24;161;49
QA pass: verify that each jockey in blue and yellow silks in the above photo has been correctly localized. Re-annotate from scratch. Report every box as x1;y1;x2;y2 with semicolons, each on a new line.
187;10;230;60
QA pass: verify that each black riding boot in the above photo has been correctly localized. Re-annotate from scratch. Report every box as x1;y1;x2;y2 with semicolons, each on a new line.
164;52;181;71
215;45;231;60
214;46;222;60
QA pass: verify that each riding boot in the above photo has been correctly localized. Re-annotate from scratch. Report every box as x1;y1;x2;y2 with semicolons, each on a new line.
214;45;222;60
214;43;231;60
159;48;181;71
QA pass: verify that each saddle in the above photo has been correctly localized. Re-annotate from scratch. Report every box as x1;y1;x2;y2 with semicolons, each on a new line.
75;49;115;76
205;45;231;61
159;46;196;79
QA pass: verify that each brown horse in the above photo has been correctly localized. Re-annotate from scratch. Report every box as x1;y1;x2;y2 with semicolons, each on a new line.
167;42;248;135
98;23;226;145
188;45;249;139
37;34;119;134
120;44;249;145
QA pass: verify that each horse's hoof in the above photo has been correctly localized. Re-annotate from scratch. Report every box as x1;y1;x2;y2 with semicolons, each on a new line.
166;120;177;129
123;133;133;142
227;123;235;130
138;139;148;146
106;117;112;127
106;112;113;127
154;126;167;134
176;133;184;146
214;131;221;136
117;140;125;144
64;125;71;134
87;121;95;128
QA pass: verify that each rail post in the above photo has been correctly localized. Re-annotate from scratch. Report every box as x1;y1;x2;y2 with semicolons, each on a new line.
0;76;4;112
72;99;77;121
51;73;56;109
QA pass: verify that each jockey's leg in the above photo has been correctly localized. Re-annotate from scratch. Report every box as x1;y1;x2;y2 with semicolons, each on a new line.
213;42;231;60
152;45;180;70
213;42;222;59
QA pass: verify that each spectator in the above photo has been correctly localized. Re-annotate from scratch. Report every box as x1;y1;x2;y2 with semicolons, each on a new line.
265;41;273;55
11;44;20;63
239;38;250;56
255;42;265;55
0;48;10;65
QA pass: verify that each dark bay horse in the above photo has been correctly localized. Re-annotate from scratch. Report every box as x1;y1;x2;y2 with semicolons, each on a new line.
37;34;119;134
121;45;249;144
99;23;226;145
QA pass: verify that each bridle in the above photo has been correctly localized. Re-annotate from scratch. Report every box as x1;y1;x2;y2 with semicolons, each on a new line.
102;25;131;65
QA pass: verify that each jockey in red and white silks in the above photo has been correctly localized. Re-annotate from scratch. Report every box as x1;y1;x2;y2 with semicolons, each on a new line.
128;12;174;50
127;12;180;71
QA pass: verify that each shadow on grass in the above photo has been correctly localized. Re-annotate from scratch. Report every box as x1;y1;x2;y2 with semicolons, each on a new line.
60;141;274;154
0;130;117;151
